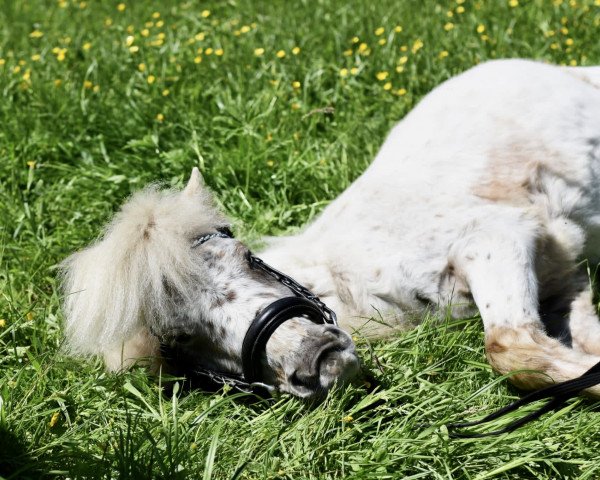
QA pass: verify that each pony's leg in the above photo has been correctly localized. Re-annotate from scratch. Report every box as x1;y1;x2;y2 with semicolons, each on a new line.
449;217;600;396
569;286;600;356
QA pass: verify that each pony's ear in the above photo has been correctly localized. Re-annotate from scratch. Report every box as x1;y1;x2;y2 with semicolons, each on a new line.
183;167;205;196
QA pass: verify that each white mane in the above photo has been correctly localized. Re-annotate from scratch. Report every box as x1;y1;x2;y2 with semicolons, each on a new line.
61;181;226;358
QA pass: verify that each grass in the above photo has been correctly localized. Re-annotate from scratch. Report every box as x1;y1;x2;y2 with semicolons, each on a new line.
1;0;600;478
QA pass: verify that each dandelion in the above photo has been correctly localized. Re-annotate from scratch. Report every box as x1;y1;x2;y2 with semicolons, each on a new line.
138;63;146;72
58;0;67;7
569;59;577;66
565;38;574;46
31;54;41;61
157;32;166;40
411;39;424;53
438;50;449;59
394;25;402;32
194;56;202;63
104;18;113;27
398;55;408;64
444;22;454;31
343;415;354;423
456;5;465;13
147;74;156;84
350;67;358;75
343;49;353;56
156;20;164;28
480;34;490;42
162;88;170;96
27;161;36;168
254;47;265;56
201;9;210;18
561;27;569;34
395;65;404;73
339;68;348;77
204;47;212;55
375;27;385;36
83;80;93;89
55;48;67;61
477;24;486;34
276;50;286;58
266;159;274;167
117;3;126;12
156;113;165;122
141;28;150;37
357;42;368;53
291;102;300;110
395;88;407;96
125;35;135;46
195;32;206;41
29;30;44;38
152;11;160;19
215;48;224;56
292;80;301;89
82;42;92;51
93;85;100;92
13;66;21;74
26;312;34;321
545;30;555;37
197;48;204;54
0;319;5;328
240;25;251;33
292;46;301;55
508;0;518;6
266;133;273;141
54;79;62;87
49;412;60;428
383;82;392;91
550;42;560;50
376;71;389;81
0;59;5;66
447;10;454;17
129;46;139;53
351;36;359;43
378;39;386;46
400;45;408;52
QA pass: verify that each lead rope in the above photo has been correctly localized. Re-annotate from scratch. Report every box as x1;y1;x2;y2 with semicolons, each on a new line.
447;359;600;438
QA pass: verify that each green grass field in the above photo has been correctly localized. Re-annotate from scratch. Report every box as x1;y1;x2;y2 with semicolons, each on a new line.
2;0;600;478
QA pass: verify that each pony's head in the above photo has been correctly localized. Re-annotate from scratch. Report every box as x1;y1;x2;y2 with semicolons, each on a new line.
61;168;359;399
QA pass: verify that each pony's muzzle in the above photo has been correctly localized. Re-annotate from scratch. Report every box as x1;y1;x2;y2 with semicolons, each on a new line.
289;326;360;397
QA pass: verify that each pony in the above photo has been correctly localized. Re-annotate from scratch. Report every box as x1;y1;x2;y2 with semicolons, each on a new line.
62;59;600;400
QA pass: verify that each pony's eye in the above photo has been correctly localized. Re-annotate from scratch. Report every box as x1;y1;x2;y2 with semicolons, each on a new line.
217;226;234;238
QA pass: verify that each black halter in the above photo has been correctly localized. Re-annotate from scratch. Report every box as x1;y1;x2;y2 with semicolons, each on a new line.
160;228;337;394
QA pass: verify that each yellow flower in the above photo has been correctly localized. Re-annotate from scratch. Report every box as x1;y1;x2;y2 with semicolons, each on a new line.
83;80;93;89
508;0;518;6
343;415;354;423
400;45;408;52
0;319;5;328
266;159;274;167
157;32;166;40
444;22;454;31
477;24;485;34
240;25;251;33
195;32;206;41
55;49;67;61
447;10;454;17
398;55;408;64
438;50;449;59
197;48;204;54
49;412;60;428
104;18;113;27
343;49;353;56
565;38;574;46
394;26;402;33
201;9;210;18
125;35;135;46
351;36;359;43
138;63;146;72
254;47;265;56
194;56;202;63
375;27;384;36
204;47;213;55
26;312;34;321
550;42;559;50
156;113;165;122
0;59;5;66
13;66;21;74
378;39;386;46
93;85;100;92
292;46;300;55
350;67;358;75
411;39;424;53
82;42;92;51
117;3;126;12
152;11;160;19
357;42;368;53
215;48;224;56
58;0;67;7
292;80;301;89
276;50;286;58
54;79;62;87
129;45;139;53
561;26;569;35
31;54;41;61
395;88;407;96
376;71;389;81
147;74;156;84
156;20;164;28
569;59;577;66
27;161;36;168
545;29;555;37
383;82;392;91
162;88;170;96
29;30;44;38
339;68;348;77
456;5;465;13
141;28;150;37
291;102;301;110
395;65;404;73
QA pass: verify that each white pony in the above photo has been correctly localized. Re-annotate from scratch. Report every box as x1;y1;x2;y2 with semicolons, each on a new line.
62;59;600;399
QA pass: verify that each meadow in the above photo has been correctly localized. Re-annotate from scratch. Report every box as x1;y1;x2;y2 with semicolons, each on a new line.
2;0;600;478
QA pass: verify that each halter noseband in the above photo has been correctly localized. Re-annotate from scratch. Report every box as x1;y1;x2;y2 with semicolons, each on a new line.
160;228;338;394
